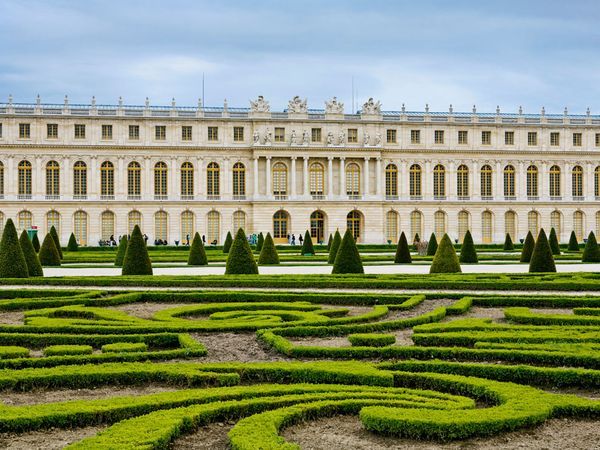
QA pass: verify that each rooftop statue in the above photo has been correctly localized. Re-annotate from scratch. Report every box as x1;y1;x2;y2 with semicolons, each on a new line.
325;96;344;114
288;96;307;113
250;95;270;113
361;97;381;115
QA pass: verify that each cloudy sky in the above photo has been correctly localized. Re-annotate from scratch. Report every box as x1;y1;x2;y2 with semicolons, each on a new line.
2;0;600;114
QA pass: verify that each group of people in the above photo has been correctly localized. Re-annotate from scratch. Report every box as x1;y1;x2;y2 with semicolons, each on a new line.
100;232;314;247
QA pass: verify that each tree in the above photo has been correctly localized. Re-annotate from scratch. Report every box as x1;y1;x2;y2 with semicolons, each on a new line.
122;225;153;275
459;230;478;263
301;230;314;255
581;231;600;263
327;230;342;264
223;231;233;254
429;233;461;273
258;232;280;265
225;228;258;274
19;230;43;277
548;228;561;255
67;232;79;252
39;233;61;267
326;234;333;251
49;226;63;259
520;231;535;263
0;219;29;278
503;233;514;251
32;233;40;253
332;229;364;274
187;232;208;266
568;231;579;251
256;232;265;253
114;236;128;267
529;229;556;272
426;233;438;256
394;232;412;264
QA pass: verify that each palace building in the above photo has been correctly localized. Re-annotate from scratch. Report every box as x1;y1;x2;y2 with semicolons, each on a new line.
0;94;599;246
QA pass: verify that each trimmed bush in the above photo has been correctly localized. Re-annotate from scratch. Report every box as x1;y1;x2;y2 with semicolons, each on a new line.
503;233;514;251
122;225;153;276
188;232;208;266
459;230;478;263
114;236;128;267
19;230;43;277
327;230;342;264
258;233;280;265
0;219;29;278
520;231;535;263
300;230;314;255
394;232;412;264
38;233;61;267
67;232;78;252
31;233;40;253
430;234;461;274
223;231;233;254
101;342;147;353
348;333;396;347
332;229;364;274
43;345;93;356
426;233;438;256
549;228;560;255
529;229;556;273
225;228;259;274
326;234;333;251
581;231;600;263
568;230;579;251
256;232;265;252
49;226;63;259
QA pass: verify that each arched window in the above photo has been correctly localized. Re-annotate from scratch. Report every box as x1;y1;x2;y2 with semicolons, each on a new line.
128;162;141;198
346;163;360;197
410;210;423;242
457;164;469;198
595;167;600;198
233;210;246;233
181;210;195;240
549;165;561;198
385;164;398;198
503;165;515;198
385;210;398;243
128;210;142;234
46;210;60;236
154;162;168;198
273;162;288;198
154;210;168;242
207;210;220;244
573;211;584;241
310;210;325;243
17;210;32;232
232;162;245;198
273;210;289;240
207;162;220;198
101;161;114;198
409;164;422;198
572;165;583;198
0;162;4;197
73;210;88;246
482;210;493;244
527;165;538;198
433;164;446;198
550;211;561;241
0;212;4;236
46;161;60;197
480;165;492;198
458;210;469;243
18;160;32;197
596;211;600;238
180;162;194;199
347;210;362;242
505;211;517;242
528;211;539;237
73;161;87;198
434;210;446;237
101;210;115;241
310;163;325;197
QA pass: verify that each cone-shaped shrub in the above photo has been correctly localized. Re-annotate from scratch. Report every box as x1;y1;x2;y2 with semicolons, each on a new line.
529;228;556;272
258;232;280;265
503;233;514;251
548;228;560;255
429;233;461;273
49;226;63;259
394;232;412;264
301;230;314;255
0;219;29;278
256;232;265;253
19;230;43;277
39;233;61;267
122;225;153;275
459;230;478;263
32;233;40;253
223;231;233;254
67;232;78;252
581;231;600;263
413;233;421;251
327;230;342;264
225;228;258;274
326;234;333;251
520;231;535;263
332;229;364;274
187;232;208;266
568;231;579;251
114;236;128;267
426;233;438;256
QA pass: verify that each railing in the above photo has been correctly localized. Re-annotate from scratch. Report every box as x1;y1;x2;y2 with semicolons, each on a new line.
45;194;60;200
127;194;141;200
572;196;584;201
433;195;446;200
347;194;362;200
17;194;31;200
457;196;470;201
550;196;562;201
410;195;422;200
73;195;87;200
207;194;221;200
385;195;399;200
504;196;516;201
481;195;493;201
232;194;246;201
154;194;168;201
527;196;539;201
274;194;288;200
181;195;195;201
100;195;115;200
311;194;325;200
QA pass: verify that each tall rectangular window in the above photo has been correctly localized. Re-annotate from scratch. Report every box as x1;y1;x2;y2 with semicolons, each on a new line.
129;125;140;140
274;127;285;142
347;128;358;143
410;129;421;144
233;126;244;142
386;129;397;143
19;123;31;139
550;132;560;146
434;130;444;144
596;133;600;147
74;124;86;139
101;124;113;140
182;126;192;141
207;126;218;141
47;124;58;139
311;128;321;142
573;132;582;147
0;123;3;138
504;131;514;145
481;131;491;145
458;130;468;144
527;131;537;146
155;125;166;140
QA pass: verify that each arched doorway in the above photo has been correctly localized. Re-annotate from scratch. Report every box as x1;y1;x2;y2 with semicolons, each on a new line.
346;210;362;242
273;210;289;244
310;211;325;243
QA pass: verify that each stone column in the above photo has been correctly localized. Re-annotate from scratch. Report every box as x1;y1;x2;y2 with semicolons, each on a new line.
303;156;309;199
265;156;271;199
327;156;333;200
363;157;370;198
253;156;259;199
6;156;14;199
375;157;382;198
291;157;297;199
339;157;346;198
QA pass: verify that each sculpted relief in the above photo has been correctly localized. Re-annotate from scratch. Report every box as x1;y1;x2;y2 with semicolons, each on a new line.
325;97;344;114
250;95;270;113
361;97;381;115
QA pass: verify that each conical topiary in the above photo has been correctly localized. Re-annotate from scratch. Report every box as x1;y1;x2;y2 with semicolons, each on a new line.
49;226;63;259
122;225;153;275
568;231;579;251
225;228;258;274
114;236;128;267
459;230;478;263
582;231;600;263
413;233;421;251
67;232;78;252
503;233;514;251
394;231;412;264
0;219;29;278
549;228;560;255
301;230;314;256
529;229;556;273
332;229;364;274
520;231;535;263
429;233;461;273
188;232;208;266
19;230;43;277
39;233;61;267
258;232;280;265
327;230;342;264
326;234;333;251
426;233;438;256
32;233;40;253
223;231;233;254
256;232;265;253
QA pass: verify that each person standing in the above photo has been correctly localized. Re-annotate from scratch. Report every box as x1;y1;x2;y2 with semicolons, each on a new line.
291;234;296;245
299;234;303;245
